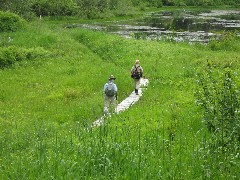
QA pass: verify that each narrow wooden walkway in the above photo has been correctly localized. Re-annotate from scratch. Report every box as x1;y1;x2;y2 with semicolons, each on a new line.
92;78;149;127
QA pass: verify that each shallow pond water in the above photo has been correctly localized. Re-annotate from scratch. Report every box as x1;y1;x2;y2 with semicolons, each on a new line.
66;10;240;43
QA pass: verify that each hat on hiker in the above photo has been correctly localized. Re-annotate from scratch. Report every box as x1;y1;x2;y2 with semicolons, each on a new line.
135;60;140;64
109;75;116;80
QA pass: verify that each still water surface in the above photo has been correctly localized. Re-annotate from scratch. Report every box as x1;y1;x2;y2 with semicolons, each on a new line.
66;10;240;43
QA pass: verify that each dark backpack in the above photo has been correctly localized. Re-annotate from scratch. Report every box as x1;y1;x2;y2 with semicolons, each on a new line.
131;65;142;79
105;82;115;97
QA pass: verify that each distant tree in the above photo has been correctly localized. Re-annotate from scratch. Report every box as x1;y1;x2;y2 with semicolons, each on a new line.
97;0;111;12
0;0;33;18
172;0;186;6
111;0;133;16
150;0;163;7
1;0;239;19
0;0;9;11
131;0;142;6
109;0;119;9
31;0;78;16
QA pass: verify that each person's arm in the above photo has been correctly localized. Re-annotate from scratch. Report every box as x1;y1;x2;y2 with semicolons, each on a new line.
114;84;118;92
131;66;135;78
103;83;107;92
131;66;135;74
114;84;118;100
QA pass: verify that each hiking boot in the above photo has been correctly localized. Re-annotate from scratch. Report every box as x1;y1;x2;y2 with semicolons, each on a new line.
135;89;139;95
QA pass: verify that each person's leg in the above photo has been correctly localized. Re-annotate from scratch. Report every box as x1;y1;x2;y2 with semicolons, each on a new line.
109;96;116;113
134;79;137;94
135;79;141;95
104;96;110;115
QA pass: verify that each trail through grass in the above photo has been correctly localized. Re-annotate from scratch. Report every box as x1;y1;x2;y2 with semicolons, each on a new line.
0;17;240;179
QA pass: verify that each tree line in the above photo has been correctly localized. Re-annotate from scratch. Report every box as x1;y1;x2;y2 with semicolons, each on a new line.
0;0;240;19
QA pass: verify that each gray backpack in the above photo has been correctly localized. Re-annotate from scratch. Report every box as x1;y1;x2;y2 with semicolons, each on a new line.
105;82;115;97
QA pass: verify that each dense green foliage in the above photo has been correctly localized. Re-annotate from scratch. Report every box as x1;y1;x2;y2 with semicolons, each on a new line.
0;11;25;32
0;8;240;179
31;0;79;17
196;63;240;150
0;0;240;19
0;45;51;68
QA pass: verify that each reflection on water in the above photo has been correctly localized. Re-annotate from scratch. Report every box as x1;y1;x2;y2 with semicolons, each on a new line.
66;10;240;43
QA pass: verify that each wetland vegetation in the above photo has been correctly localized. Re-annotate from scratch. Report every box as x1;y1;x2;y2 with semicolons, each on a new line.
1;0;240;179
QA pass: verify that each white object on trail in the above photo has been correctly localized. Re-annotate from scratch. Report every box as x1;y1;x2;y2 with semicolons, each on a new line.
92;78;149;127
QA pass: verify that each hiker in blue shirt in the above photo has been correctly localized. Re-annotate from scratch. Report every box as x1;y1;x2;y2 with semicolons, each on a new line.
131;60;143;95
103;75;118;115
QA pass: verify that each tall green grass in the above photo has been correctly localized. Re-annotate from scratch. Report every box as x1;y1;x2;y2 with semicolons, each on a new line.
0;18;240;179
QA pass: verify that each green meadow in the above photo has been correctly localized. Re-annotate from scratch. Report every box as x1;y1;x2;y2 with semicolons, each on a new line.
1;15;240;179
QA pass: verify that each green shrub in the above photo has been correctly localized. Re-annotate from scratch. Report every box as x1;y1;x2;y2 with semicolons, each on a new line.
196;62;240;146
0;11;26;32
208;32;240;52
0;46;50;68
31;0;78;16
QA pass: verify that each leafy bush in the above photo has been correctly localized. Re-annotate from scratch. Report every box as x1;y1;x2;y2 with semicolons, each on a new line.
196;62;240;146
208;32;240;52
1;0;240;20
31;0;78;16
0;46;50;68
0;11;26;32
195;62;240;176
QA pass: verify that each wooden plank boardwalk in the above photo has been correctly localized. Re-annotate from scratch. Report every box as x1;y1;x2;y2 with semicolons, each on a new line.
92;78;149;127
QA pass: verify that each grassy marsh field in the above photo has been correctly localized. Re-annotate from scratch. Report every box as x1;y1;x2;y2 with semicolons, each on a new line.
1;14;240;179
